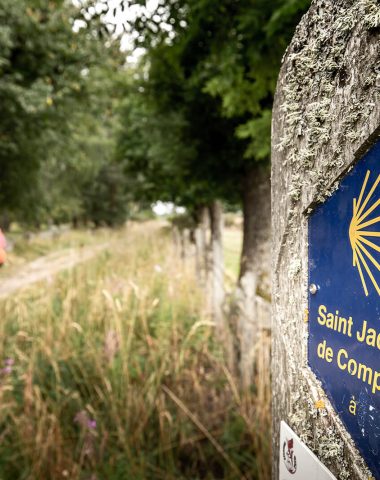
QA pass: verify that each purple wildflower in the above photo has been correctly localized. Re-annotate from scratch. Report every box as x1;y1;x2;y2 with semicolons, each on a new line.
87;419;97;430
1;366;12;376
74;411;97;430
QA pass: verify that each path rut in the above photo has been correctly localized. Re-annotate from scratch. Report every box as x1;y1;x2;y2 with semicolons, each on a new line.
0;243;110;299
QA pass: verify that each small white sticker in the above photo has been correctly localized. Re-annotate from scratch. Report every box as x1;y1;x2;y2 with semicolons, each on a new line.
279;421;337;480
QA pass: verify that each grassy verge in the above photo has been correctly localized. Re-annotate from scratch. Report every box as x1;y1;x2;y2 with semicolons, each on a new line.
5;228;114;261
0;228;119;280
224;227;243;281
0;224;270;480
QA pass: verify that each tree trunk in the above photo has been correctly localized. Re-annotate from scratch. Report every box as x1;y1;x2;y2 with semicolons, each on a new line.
209;200;225;332
180;228;191;262
235;167;271;389
0;212;11;232
172;225;181;258
193;205;209;288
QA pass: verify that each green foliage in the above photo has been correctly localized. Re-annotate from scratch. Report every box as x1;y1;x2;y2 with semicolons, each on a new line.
82;163;129;227
0;0;79;211
236;111;272;160
0;0;311;225
117;37;246;212
117;73;197;207
0;0;127;227
115;0;310;215
180;0;310;160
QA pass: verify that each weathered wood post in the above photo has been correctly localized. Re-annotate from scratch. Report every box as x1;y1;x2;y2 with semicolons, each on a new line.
272;1;380;479
235;167;271;388
194;205;210;288
209;200;225;331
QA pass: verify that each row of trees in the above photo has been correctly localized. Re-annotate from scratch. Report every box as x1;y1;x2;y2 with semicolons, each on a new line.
1;0;310;383
110;0;310;383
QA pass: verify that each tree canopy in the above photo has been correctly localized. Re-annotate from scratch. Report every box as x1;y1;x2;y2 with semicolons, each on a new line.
0;0;311;227
114;0;310;213
0;0;126;226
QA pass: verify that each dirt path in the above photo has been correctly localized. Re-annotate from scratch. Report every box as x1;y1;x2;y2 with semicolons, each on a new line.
0;242;110;299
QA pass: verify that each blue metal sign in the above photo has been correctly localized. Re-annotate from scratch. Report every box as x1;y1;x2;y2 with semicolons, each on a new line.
309;139;380;479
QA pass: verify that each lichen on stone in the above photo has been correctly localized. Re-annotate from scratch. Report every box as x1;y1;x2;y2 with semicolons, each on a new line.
272;1;380;478
277;0;380;208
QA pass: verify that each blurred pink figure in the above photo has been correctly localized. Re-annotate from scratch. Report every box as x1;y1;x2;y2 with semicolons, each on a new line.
0;229;7;266
0;229;6;249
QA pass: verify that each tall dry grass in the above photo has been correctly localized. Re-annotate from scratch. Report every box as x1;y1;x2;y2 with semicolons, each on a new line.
0;223;270;480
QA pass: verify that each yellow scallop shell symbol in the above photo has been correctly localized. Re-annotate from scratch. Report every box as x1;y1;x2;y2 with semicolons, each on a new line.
349;170;380;296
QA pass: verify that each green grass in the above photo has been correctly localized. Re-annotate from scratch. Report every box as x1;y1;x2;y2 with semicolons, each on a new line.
8;228;113;260
224;228;243;281
0;223;270;480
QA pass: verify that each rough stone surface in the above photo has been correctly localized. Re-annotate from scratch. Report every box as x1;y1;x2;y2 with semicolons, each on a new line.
271;1;380;478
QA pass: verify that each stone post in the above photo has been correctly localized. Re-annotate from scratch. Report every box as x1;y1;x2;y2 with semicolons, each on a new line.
272;1;380;478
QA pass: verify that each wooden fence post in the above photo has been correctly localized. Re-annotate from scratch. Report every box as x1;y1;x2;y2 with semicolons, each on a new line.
209;200;225;332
